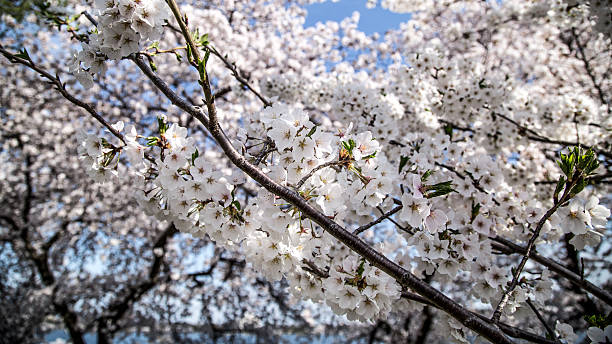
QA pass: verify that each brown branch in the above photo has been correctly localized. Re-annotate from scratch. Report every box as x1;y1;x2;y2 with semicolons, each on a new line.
212;86;232;101
491;195;570;322
526;299;559;343
490;236;612;306
570;28;609;113
491;111;612;160
294;161;341;189
0;45;126;144
253;139;276;165
131;54;209;127
206;45;272;107
353;205;402;234
400;292;556;344
302;259;329;278
161;3;513;343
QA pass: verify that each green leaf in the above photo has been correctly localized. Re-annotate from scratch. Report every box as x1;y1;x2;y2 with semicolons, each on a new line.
348;139;356;150
186;44;192;62
470;202;481;222
191;149;199;165
306;126;317;138
399;156;409;173
148;59;157;72
203;49;210;64
15;48;30;60
584;312;612;329
557;159;569;177
198;59;206;80
342;141;351;152
356;259;365;277
421;170;433;182
553;176;565;203
425;188;455;198
157;117;168;134
570;177;587;197
200;33;209;46
146;137;159;146
363;151;377;160
444;123;453;138
425;180;455;198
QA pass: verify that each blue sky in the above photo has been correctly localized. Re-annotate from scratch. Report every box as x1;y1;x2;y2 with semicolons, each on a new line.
304;0;410;35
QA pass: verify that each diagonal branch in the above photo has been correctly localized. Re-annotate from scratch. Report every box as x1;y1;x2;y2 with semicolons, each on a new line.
0;45;125;144
491;174;580;322
526;299;559;343
207;45;272;107
490;236;612;305
401;292;557;344
570;28;609;113
159;2;514;343
353;205;402;235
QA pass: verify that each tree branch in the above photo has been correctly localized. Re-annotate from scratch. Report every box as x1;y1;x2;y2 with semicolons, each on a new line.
490;236;612;305
353;205;402;235
160;3;514;343
491;182;575;322
526;299;559;343
0;45;125;144
294;161;340;189
400;292;556;344
570;28;609;113
207;45;272;107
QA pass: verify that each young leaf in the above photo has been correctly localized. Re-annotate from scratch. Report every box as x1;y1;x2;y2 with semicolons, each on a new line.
306;126;317;138
399;156;409;173
421;170;433;182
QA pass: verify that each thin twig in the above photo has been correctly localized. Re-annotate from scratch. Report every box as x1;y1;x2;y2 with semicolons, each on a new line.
526;299;559;343
134;3;516;342
302;259;329;278
571;28;609;113
253;139;275;165
490;236;612;305
354;206;402;234
491;175;579;322
207;45;272;107
80;11;98;26
492;111;612;160
295;161;340;189
0;45;125;144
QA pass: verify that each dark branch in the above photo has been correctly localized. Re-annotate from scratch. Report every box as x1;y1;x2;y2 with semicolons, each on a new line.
353;205;402;234
490;236;612;306
0;45;126;144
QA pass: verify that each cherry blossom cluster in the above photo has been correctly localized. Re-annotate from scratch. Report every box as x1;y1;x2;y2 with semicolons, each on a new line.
365;0;611;38
556;323;612;344
79;107;407;322
259;63;610;322
70;0;169;87
59;0;611;338
365;0;435;13
545;0;612;37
